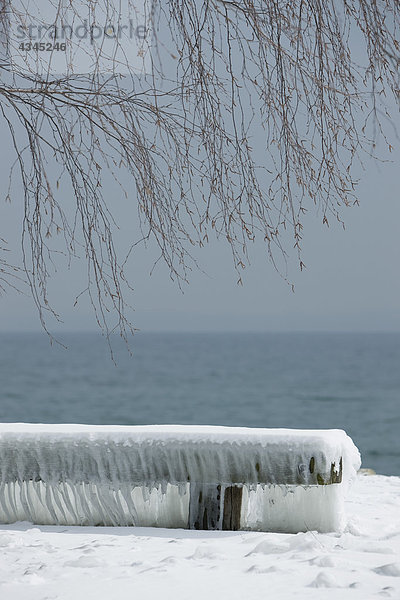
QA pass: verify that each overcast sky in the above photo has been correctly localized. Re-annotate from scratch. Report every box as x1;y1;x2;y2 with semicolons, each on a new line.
1;135;399;335
1;26;399;335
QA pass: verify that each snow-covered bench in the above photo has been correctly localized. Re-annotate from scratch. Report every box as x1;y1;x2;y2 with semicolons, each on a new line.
0;424;361;533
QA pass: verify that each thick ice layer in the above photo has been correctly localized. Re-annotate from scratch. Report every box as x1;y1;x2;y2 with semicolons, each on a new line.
0;424;361;532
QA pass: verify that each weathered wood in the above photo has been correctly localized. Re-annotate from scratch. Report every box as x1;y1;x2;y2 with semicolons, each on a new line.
222;485;243;531
188;483;243;531
189;483;222;530
316;458;343;485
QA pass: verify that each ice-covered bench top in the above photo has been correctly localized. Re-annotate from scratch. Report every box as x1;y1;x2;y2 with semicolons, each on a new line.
0;423;360;486
0;424;361;532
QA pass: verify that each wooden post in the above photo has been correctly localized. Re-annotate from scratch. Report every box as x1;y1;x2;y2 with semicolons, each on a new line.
189;483;243;531
189;483;222;530
222;485;243;531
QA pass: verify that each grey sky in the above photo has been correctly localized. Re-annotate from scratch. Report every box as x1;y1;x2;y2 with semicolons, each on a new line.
0;9;399;334
1;138;399;333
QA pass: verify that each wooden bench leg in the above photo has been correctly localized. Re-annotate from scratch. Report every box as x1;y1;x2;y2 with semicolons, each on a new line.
189;484;242;531
222;485;243;531
189;483;222;530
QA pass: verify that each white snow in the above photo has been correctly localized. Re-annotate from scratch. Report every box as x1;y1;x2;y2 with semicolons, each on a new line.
0;473;399;599
0;424;360;532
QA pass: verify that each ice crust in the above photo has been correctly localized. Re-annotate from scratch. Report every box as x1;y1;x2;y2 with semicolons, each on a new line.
0;424;361;532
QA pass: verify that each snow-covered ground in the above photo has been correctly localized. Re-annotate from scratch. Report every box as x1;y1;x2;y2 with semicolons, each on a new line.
0;473;399;600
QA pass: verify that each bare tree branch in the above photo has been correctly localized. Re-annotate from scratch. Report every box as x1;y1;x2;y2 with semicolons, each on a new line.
0;0;399;342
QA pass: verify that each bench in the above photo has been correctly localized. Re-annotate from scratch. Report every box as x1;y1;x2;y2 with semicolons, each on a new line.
0;424;361;533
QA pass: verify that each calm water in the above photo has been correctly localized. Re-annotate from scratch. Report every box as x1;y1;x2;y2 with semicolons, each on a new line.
0;332;399;476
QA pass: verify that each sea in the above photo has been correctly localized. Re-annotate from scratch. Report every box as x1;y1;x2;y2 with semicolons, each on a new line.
0;332;398;476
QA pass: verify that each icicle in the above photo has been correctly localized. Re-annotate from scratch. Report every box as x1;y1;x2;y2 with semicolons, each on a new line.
7;481;18;520
68;483;84;525
44;481;59;524
141;485;150;504
79;483;97;525
86;483;108;525
0;481;13;522
59;481;77;522
19;481;33;522
48;483;67;523
119;483;138;526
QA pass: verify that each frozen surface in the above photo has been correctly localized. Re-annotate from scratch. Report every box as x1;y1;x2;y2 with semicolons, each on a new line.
0;473;399;600
0;424;361;532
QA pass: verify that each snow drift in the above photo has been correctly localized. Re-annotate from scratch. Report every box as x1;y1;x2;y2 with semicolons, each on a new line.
0;424;361;533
